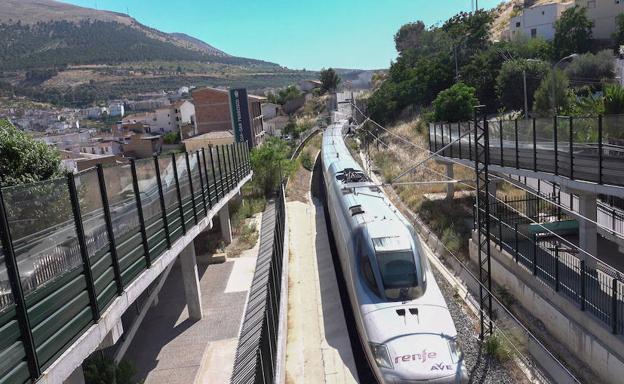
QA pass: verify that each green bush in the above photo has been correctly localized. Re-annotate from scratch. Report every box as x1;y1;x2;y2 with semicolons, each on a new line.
163;131;180;144
441;227;462;253
432;82;478;122
301;151;314;171
239;223;259;248
484;334;512;363
84;356;137;384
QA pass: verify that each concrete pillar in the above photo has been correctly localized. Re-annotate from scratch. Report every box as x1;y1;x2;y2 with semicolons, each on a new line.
179;243;203;321
98;320;123;349
577;192;598;268
64;366;85;384
487;178;500;200
219;203;232;245
445;163;455;201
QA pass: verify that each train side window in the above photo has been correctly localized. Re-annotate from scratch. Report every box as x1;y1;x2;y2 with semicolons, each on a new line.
361;257;379;296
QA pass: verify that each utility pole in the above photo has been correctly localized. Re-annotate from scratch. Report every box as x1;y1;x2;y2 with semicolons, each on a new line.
523;69;529;120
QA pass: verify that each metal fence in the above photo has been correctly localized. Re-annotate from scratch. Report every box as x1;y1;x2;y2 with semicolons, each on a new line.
429;115;624;187
231;183;286;384
0;142;251;384
484;195;624;336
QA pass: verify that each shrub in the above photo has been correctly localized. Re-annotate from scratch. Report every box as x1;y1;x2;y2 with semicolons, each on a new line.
163;131;180;144
84;357;137;384
301;151;314;171
432;82;478;122
484;334;512;363
441;227;462;253
239;223;258;248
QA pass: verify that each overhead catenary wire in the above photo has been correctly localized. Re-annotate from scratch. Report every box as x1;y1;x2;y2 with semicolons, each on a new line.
350;101;621;272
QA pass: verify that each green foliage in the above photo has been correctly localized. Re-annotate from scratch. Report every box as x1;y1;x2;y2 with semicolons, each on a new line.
394;21;426;54
553;6;593;59
83;357;137;384
432;82;478;122
266;85;302;105
614;13;624;46
564;50;615;88
533;70;571;116
441;227;462;253
250;137;293;196
496;59;549;113
604;84;624;115
0;119;61;187
442;10;494;54
239;222;258;248
319;68;341;93
162;131;180;144
484;334;512;363
300;151;314;171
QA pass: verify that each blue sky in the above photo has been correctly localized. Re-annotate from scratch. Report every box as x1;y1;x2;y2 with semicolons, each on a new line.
62;0;501;70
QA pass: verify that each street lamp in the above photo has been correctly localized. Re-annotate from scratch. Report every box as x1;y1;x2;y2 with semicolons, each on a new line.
552;53;578;115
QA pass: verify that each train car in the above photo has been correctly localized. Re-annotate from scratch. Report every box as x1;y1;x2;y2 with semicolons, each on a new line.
321;120;468;384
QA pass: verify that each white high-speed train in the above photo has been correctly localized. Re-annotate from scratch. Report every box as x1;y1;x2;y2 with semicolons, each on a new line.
321;120;468;384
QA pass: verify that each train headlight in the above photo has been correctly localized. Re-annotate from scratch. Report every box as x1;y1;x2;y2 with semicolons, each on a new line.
369;342;393;369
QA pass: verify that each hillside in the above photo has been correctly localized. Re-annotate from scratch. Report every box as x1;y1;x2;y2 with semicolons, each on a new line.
0;0;316;106
0;0;275;70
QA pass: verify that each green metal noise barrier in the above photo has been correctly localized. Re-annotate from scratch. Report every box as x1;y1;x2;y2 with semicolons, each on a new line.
0;142;251;383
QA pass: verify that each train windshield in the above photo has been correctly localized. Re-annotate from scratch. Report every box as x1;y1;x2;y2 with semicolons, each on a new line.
372;237;424;301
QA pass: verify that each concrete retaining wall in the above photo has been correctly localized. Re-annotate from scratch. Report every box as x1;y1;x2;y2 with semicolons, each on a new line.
469;237;624;384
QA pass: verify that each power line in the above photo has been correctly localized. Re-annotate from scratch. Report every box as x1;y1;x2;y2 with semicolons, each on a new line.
351;102;620;271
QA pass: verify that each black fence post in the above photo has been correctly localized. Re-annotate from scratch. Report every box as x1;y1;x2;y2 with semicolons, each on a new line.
499;119;504;167
196;152;208;216
449;123;453;158
533;118;537;172
458;122;462;159
532;234;538;275
216;146;225;198
96;164;124;295
514;223;519;263
202;149;214;209
598;115;603;184
68;173;100;321
515;119;519;169
211;146;222;199
153;156;171;248
569;116;574;180
612;278;618;334
184;152;198;225
555;245;560;292
554;115;559;176
440;123;445;155
428;123;432;152
0;189;41;380
434;124;438;152
130;159;151;268
580;260;586;311
226;144;234;189
468;122;472;160
171;153;187;235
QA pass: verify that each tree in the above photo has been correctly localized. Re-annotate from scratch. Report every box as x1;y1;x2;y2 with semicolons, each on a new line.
613;13;624;46
564;50;615;89
319;68;341;93
394;21;426;54
265;85;301;105
553;6;593;59
496;59;550;113
250;137;293;196
533;70;571;116
432;82;478;122
0;119;61;187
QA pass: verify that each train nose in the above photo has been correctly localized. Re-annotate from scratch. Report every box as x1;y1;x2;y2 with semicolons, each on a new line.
380;335;467;384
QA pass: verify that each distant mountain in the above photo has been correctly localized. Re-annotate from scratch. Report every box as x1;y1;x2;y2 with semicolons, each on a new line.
0;0;276;70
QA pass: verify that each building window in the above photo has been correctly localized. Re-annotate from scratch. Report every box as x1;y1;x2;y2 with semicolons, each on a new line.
531;28;537;38
516;21;521;27
588;0;596;7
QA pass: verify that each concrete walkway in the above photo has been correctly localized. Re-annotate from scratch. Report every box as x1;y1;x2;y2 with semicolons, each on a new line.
285;199;358;384
123;215;261;384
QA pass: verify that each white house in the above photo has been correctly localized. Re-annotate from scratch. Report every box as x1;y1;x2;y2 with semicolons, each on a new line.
507;2;574;41
82;107;109;119
261;103;280;120
150;100;196;134
576;0;624;40
263;116;289;137
108;103;125;117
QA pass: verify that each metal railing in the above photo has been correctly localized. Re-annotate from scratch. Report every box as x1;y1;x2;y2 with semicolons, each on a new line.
231;183;286;384
484;197;624;336
429;115;624;187
0;142;252;384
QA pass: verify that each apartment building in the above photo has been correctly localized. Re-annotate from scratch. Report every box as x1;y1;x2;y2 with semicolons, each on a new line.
191;87;265;148
577;0;624;40
508;2;574;40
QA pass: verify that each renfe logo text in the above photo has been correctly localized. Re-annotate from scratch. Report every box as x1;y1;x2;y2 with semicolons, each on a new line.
394;350;437;364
